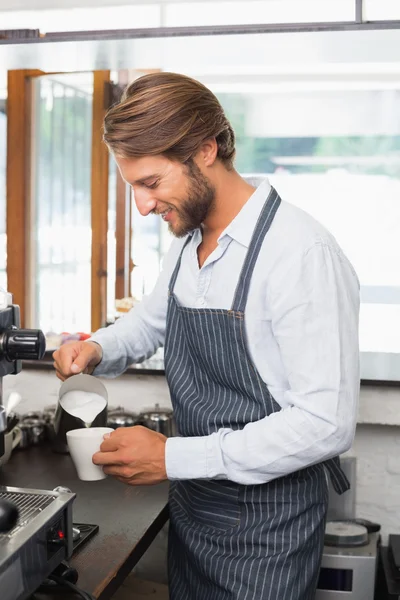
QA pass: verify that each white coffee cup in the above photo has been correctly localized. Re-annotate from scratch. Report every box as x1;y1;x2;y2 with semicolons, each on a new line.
66;427;114;481
0;426;22;467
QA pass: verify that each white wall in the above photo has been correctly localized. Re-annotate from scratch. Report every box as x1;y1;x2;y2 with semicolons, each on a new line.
347;423;400;541
3;369;400;543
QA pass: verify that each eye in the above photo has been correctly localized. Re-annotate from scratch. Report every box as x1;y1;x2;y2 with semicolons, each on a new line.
144;180;159;190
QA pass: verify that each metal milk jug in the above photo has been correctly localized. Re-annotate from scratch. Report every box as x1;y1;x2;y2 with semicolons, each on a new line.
53;374;108;453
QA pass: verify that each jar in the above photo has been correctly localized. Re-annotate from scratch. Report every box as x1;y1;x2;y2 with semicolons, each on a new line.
139;404;176;437
107;409;142;429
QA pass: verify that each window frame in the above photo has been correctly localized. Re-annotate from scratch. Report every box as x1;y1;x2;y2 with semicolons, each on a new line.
6;69;111;331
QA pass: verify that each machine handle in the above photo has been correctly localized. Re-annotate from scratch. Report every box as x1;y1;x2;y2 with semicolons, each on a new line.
2;329;46;361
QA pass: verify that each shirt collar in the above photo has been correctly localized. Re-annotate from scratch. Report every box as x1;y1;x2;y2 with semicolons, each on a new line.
218;177;272;249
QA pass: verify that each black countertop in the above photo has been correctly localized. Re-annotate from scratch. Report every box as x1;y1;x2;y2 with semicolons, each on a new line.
0;445;169;599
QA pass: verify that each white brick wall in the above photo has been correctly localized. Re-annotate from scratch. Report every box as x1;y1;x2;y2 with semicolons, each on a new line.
345;423;400;543
3;370;400;543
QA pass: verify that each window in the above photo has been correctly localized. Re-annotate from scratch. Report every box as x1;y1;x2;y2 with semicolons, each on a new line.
0;0;355;32
32;73;93;333
0;4;160;32
3;21;400;380
122;28;400;381
364;0;400;20
164;0;355;26
212;85;400;369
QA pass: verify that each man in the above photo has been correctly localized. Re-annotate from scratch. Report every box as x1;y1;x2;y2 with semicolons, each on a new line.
53;72;360;599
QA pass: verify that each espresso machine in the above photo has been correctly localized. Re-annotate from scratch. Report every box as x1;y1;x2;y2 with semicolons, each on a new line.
0;289;76;600
0;289;46;458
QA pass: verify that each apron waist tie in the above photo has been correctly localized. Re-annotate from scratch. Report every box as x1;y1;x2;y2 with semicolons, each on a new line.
323;456;350;495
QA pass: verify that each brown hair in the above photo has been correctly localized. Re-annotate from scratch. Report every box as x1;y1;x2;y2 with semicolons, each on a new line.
103;72;235;169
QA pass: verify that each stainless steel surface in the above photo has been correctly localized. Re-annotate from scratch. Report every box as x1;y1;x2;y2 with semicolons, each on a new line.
53;374;108;453
17;423;32;450
107;409;141;429
0;289;63;600
42;405;57;422
0;490;55;538
316;532;379;600
140;405;176;437
18;418;46;446
20;412;42;421
0;485;75;600
324;521;369;547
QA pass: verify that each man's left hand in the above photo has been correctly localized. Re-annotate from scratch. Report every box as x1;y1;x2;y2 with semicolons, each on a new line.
92;426;168;486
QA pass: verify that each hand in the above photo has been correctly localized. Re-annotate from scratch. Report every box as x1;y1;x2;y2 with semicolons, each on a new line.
92;426;168;486
52;341;103;381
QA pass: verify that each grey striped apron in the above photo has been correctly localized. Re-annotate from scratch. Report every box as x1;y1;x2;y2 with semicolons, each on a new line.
164;187;349;600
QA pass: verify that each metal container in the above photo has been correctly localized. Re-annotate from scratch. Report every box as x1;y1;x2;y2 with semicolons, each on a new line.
18;418;47;446
140;404;176;437
40;405;57;445
53;375;108;454
42;405;57;423
18;422;32;449
107;409;142;429
20;411;43;422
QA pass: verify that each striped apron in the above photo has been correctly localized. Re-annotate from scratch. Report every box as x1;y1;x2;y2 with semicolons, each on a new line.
164;187;349;600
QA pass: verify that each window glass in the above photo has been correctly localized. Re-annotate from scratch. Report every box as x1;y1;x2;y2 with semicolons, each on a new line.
0;4;160;32
165;0;355;27
32;73;93;334
363;0;400;20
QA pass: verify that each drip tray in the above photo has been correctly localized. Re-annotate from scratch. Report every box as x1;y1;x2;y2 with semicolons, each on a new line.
72;523;99;555
0;490;56;537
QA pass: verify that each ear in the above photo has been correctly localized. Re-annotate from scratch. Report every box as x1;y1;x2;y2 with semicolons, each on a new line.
197;138;218;167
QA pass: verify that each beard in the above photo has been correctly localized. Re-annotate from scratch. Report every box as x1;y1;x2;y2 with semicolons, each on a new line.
169;160;216;238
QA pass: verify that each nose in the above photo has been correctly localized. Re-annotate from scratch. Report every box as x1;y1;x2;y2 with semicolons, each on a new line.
133;189;157;216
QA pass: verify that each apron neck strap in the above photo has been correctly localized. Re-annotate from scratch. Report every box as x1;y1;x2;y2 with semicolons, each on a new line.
169;236;192;294
231;187;281;313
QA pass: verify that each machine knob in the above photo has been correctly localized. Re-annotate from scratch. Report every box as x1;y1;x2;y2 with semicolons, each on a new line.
2;329;46;361
0;499;19;533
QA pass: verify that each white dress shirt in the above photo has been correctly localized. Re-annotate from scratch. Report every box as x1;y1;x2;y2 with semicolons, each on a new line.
91;178;360;485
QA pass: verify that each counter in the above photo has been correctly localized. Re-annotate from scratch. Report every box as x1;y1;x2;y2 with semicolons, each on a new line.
0;445;169;599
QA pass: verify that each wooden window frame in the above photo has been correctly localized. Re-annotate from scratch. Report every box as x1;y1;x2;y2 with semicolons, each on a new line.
6;69;110;331
91;71;110;331
6;70;42;327
115;169;132;301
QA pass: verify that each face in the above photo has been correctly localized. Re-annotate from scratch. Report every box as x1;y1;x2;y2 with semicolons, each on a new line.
116;155;216;237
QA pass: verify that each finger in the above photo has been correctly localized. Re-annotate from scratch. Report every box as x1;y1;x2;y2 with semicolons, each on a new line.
99;433;124;453
53;347;77;377
103;465;133;478
54;367;66;382
92;450;125;466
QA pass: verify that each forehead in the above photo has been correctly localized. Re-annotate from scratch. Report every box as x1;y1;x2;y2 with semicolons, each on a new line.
115;155;182;183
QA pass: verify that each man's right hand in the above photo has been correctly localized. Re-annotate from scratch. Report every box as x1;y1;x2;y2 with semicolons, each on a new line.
52;341;103;381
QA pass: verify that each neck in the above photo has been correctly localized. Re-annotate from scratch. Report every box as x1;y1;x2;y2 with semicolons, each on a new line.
202;169;256;238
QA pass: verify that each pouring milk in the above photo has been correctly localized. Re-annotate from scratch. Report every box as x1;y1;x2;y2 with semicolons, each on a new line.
60;390;106;427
